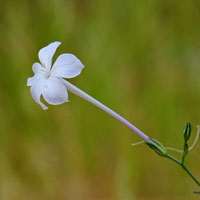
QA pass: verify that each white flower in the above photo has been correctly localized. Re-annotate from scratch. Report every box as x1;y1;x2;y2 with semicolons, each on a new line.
27;41;84;110
27;42;150;142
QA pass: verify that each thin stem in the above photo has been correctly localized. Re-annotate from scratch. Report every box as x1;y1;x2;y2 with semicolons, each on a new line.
62;79;150;142
181;165;200;186
165;154;181;165
166;154;200;186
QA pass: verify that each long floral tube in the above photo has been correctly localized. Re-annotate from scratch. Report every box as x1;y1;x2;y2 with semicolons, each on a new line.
62;79;150;142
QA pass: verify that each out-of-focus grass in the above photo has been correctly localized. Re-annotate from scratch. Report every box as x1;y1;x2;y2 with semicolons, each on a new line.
0;0;200;199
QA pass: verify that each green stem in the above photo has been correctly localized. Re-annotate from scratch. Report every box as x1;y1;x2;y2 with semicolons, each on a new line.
165;154;181;165
182;164;200;186
166;154;200;186
146;139;200;187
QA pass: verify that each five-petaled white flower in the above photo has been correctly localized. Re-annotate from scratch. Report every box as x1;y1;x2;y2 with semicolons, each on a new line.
27;41;150;142
27;41;84;110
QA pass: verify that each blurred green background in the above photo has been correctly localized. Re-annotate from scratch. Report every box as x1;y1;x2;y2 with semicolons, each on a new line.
0;0;200;199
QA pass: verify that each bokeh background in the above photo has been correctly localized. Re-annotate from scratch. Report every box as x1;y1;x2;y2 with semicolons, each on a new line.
0;0;200;199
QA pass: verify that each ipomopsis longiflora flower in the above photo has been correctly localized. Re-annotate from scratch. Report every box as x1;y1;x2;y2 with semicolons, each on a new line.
27;41;200;188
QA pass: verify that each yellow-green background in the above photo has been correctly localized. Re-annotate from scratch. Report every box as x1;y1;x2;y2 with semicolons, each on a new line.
0;0;200;199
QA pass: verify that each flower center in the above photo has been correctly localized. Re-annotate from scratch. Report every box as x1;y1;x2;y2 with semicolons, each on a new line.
46;71;51;78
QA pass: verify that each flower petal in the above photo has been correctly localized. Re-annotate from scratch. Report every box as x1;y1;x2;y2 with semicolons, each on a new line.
27;65;46;87
32;62;46;74
29;78;48;110
27;77;36;86
38;41;61;70
51;53;84;78
42;77;69;105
